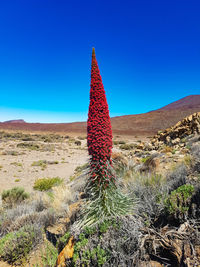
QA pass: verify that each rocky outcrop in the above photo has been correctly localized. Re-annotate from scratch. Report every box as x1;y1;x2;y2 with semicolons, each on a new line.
152;112;200;149
56;236;74;267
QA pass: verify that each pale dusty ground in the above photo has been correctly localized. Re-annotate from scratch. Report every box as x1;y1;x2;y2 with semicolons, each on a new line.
0;138;89;194
0;133;150;194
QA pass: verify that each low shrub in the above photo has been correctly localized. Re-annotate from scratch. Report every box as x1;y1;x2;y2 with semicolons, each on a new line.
141;174;163;187
47;160;59;165
191;144;200;158
75;140;81;146
166;164;187;192
118;140;126;144
164;184;194;218
70;163;89;182
74;163;89;173
2;150;19;156
70;216;143;266
32;160;58;170
40;242;58;267
22;137;35;141
17;142;40;150
0;199;56;237
33;177;63;191
141;156;150;163
183;155;192;166
57;231;71;253
1;187;29;208
113;140;119;145
10;162;23;167
32;160;47;170
111;152;129;177
0;224;42;264
77;136;86;140
119;144;134;150
41;144;55;152
162;145;173;153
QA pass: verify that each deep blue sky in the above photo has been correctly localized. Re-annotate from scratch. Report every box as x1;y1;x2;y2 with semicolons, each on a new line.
0;0;199;123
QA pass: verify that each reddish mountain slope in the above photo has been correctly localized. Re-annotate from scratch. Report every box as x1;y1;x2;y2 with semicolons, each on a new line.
3;119;26;124
159;95;200;110
0;95;199;136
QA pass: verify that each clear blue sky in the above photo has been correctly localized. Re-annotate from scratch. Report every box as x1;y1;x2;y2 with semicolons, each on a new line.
0;0;199;123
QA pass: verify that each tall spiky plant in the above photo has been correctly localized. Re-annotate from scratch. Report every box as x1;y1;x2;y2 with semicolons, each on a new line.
81;48;131;227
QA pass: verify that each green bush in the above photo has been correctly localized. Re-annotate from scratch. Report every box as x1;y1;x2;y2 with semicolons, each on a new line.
31;160;47;167
31;160;58;170
141;156;150;163
57;231;71;253
77;136;86;140
10;162;23;167
0;225;40;264
71;221;121;266
74;163;89;173
119;144;134;150
118;140;126;144
17;142;40;150
40;242;58;267
2;150;19;156
142;174;163;187
164;184;194;216
1;187;29;207
75;140;81;146
113;141;119;145
33;177;63;191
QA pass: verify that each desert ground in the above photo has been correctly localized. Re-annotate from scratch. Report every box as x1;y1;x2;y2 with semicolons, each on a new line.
0;133;88;194
0;131;149;194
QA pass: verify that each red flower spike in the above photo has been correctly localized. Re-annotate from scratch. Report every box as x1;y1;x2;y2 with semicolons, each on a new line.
87;48;113;164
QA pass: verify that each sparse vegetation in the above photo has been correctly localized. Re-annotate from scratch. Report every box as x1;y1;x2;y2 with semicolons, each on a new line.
183;154;192;166
0;224;42;264
77;136;86;140
1;187;30;207
74;163;89;173
118;140;126;144
2;150;20;156
31;160;58;170
119;143;135;150
10;162;23;167
17;142;40;150
113;140;126;145
33;177;63;191
141;156;150;163
70;163;89;181
75;140;81;146
162;145;173;153
32;160;47;170
164;184;194;218
39;241;58;267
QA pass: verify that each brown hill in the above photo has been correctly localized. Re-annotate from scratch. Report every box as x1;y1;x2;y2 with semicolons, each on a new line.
3;119;26;124
159;95;200;110
0;95;199;136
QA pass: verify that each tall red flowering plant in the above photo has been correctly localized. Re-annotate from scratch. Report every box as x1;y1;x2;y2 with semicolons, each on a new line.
87;47;112;164
81;48;131;227
87;48;115;188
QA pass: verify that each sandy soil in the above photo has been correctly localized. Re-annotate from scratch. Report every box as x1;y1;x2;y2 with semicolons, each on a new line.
0;138;89;194
0;131;150;194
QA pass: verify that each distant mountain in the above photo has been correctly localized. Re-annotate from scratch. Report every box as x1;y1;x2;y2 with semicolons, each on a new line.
159;95;200;110
0;95;199;136
3;119;26;124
